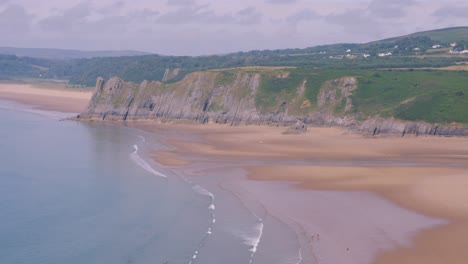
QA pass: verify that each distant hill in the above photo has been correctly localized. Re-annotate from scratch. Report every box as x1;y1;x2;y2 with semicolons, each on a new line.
368;27;468;46
0;47;152;59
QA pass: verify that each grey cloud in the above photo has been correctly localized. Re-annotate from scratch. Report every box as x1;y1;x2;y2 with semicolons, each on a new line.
0;0;459;56
129;8;160;22
368;0;417;18
39;2;91;31
432;6;468;18
97;1;126;14
38;2;138;37
38;2;157;32
325;9;382;37
235;7;262;25
0;5;33;33
156;5;261;25
167;0;195;5
286;9;321;24
267;0;298;4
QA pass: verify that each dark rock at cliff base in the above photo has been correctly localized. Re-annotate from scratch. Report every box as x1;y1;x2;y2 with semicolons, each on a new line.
287;120;307;133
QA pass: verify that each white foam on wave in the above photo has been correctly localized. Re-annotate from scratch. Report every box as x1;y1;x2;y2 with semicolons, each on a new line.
295;247;303;264
187;184;217;263
130;145;167;178
232;218;264;264
192;185;215;201
244;221;264;254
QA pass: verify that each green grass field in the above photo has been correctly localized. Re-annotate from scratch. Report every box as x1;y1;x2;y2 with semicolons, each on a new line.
252;67;468;124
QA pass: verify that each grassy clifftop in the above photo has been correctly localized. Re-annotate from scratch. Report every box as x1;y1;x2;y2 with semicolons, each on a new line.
241;69;468;123
89;67;468;125
217;67;468;124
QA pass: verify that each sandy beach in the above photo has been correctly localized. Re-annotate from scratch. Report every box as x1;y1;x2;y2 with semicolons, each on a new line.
0;83;92;113
134;123;468;264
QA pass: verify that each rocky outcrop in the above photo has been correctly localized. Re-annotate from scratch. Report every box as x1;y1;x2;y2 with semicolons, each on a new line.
162;68;181;82
358;118;468;137
287;120;308;133
76;71;468;137
78;72;298;126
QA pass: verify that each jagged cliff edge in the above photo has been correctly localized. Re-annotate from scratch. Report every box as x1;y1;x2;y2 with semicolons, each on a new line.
75;72;468;137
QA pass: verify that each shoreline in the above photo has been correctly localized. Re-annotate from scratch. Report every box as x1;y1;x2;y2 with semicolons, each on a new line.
132;122;468;264
4;85;468;263
0;83;92;113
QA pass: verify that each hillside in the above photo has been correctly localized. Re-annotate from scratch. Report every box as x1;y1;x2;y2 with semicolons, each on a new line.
78;67;468;136
1;27;468;86
372;27;468;45
0;47;152;60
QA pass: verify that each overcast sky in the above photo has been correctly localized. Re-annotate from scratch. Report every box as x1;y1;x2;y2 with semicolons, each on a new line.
0;0;467;55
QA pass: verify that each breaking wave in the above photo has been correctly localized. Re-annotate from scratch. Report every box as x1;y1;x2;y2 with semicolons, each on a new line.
187;184;217;264
130;145;167;178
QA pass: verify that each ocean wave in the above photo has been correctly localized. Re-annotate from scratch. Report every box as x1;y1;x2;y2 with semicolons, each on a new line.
187;184;217;263
232;218;264;264
192;185;215;202
130;145;167;178
296;247;303;264
245;221;264;254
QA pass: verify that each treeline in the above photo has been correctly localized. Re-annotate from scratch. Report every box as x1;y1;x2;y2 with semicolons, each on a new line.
1;35;468;86
0;54;56;79
52;55;466;86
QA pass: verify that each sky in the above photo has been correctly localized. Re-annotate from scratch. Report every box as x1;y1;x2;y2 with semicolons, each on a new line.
0;0;467;55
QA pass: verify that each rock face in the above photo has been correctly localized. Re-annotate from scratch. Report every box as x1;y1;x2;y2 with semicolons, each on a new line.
78;72;297;125
358;118;468;137
288;120;308;133
77;71;468;137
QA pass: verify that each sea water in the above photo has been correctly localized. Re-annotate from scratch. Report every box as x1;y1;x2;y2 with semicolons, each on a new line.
0;101;303;264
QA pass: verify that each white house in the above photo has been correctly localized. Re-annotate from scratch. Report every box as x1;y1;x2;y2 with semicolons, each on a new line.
346;49;351;53
378;52;392;57
449;49;468;54
451;42;457;47
363;53;371;58
432;45;442;49
413;47;421;51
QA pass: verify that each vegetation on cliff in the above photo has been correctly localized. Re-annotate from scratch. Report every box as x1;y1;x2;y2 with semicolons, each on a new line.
82;67;468;125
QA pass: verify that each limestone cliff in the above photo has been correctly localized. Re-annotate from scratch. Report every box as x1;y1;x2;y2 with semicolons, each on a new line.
77;69;468;136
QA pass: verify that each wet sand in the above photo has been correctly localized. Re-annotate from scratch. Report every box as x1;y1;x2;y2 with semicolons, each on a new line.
0;83;92;113
134;123;468;264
